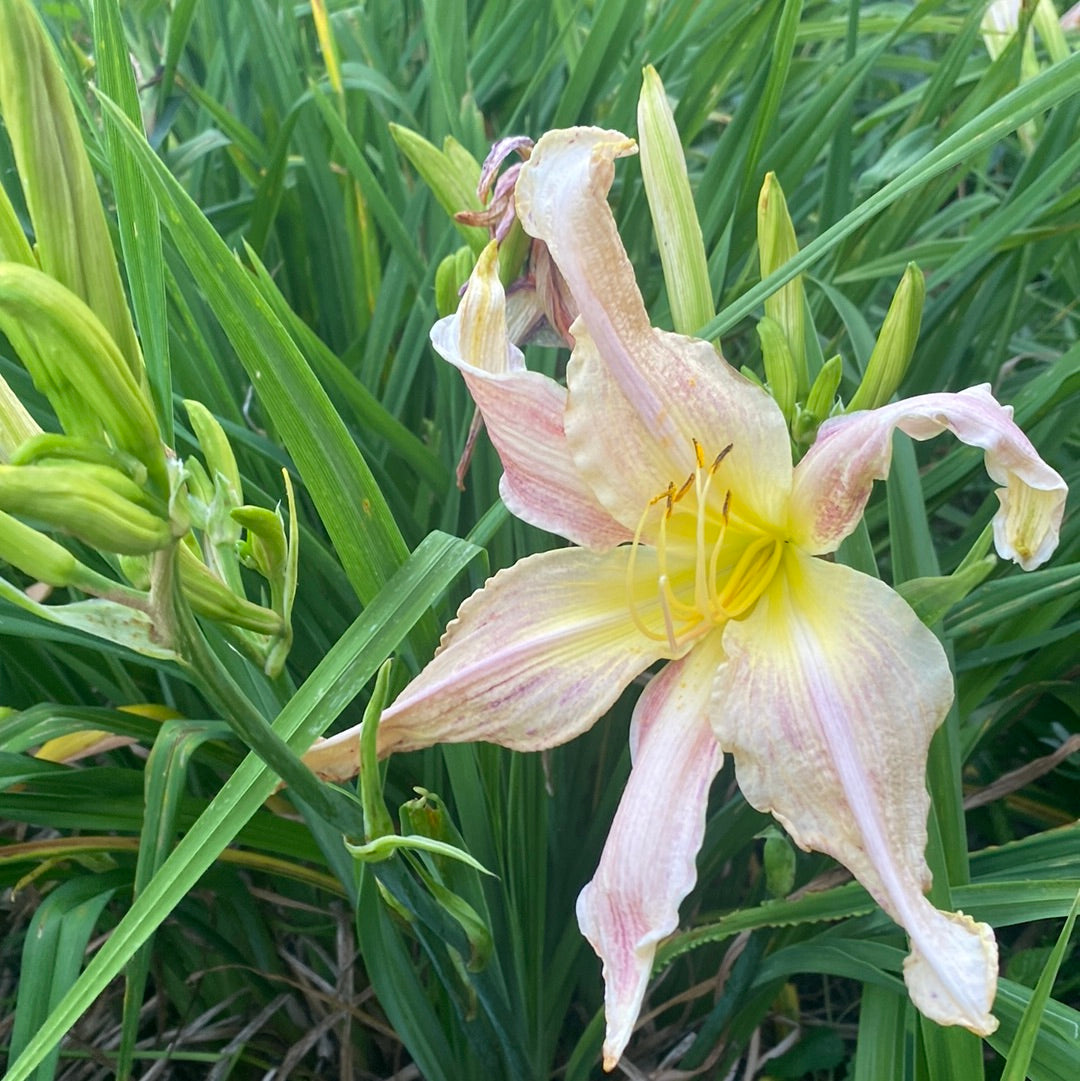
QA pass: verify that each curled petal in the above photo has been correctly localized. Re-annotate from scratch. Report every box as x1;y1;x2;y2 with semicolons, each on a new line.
430;242;629;547
303;547;676;783
713;550;998;1035
516;127;792;529
790;385;1066;569
476;135;533;202
577;632;726;1071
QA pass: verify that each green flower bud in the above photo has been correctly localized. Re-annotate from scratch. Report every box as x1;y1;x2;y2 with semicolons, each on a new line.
795;354;844;444
847;263;925;413
233;505;287;579
756;317;797;425
389;123;487;252
0;0;144;381
638;65;713;336
0;264;165;491
11;432;148;486
435;246;476;318
0;463;173;555
0;508;78;585
177;544;282;635
184;401;242;508
758;172;808;398
0;507;147;602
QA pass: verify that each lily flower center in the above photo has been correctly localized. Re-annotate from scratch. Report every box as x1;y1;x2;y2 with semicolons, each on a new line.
626;439;784;651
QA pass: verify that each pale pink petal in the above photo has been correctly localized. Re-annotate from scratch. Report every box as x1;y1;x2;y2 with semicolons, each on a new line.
303;547;678;783
515;127;793;531
577;631;726;1071
565;321;792;534
714;549;998;1035
430;242;629;547
790;384;1066;569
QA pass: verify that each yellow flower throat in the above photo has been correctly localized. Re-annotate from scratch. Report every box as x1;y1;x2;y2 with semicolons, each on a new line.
626;438;783;651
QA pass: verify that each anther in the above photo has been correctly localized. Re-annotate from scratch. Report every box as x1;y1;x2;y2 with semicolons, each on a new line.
673;472;695;504
721;489;731;523
711;443;734;473
692;438;705;468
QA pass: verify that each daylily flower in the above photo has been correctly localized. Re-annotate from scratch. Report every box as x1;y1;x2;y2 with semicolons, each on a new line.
304;128;1067;1069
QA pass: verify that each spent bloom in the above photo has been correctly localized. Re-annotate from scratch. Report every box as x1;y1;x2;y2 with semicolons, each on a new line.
305;128;1067;1068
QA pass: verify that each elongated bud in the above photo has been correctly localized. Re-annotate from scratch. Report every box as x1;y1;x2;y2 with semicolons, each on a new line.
0;264;165;491
795;353;844;445
0;0;144;381
0;508;78;584
184;400;242;507
390;124;488;252
805;354;844;419
638;65;714;335
11;432;148;486
756;317;798;425
0;463;173;554
0;507;147;601
847;263;925;413
758;172;808;397
178;543;283;635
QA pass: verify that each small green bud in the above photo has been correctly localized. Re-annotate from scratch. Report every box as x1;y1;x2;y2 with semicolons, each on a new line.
758;172;808;397
435;246;476;318
184;400;242;507
637;64;713;336
795;354;844;444
756;317;797;425
233;505;287;579
847;263;925;413
389;124;487;252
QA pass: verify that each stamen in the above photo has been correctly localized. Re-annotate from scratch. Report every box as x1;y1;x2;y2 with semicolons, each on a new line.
707;491;731;611
692;438;705;468
673;472;695;504
657;575;679;651
626;496;668;644
711;443;734;472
